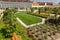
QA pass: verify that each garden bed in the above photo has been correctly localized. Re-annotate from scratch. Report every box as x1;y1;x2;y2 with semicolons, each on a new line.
28;13;50;18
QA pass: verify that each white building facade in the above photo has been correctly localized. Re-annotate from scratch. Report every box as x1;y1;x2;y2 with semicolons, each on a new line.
0;1;32;8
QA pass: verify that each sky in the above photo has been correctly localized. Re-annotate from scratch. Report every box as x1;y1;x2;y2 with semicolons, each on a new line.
31;0;60;3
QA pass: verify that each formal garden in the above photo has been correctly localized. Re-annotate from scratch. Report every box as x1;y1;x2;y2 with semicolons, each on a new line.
27;7;60;19
0;7;60;40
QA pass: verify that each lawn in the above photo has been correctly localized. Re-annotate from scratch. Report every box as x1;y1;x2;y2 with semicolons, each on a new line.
16;13;42;25
0;20;4;40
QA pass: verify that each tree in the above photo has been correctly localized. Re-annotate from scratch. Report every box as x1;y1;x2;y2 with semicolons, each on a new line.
57;17;60;25
38;8;41;14
44;7;52;13
53;8;59;19
1;8;17;38
30;8;34;13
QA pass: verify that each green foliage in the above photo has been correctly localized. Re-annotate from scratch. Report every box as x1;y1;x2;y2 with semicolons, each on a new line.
52;8;59;19
28;13;50;18
1;24;16;38
30;8;34;13
0;8;31;40
2;8;17;38
15;20;31;40
38;8;41;14
57;17;60;24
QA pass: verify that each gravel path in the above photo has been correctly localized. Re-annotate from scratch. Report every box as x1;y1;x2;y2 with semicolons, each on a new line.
16;17;45;28
0;9;4;19
16;17;29;28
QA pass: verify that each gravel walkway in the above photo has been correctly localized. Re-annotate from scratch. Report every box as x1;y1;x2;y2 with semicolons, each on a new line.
16;17;45;28
0;9;4;19
16;17;29;28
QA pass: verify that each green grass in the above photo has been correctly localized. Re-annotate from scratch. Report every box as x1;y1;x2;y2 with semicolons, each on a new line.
16;13;42;25
13;16;31;40
0;20;4;40
0;20;4;29
15;20;31;40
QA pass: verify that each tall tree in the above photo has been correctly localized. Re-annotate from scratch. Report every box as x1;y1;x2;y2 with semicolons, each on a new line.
1;8;17;38
38;8;41;14
53;8;59;19
30;8;34;13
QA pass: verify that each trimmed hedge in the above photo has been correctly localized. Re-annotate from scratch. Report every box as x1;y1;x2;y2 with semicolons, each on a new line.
28;13;50;18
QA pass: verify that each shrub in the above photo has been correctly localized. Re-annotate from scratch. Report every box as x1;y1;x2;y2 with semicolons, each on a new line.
2;8;17;38
28;13;50;18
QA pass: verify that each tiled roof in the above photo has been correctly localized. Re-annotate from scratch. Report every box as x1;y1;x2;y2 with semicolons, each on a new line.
32;2;40;6
32;2;57;6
